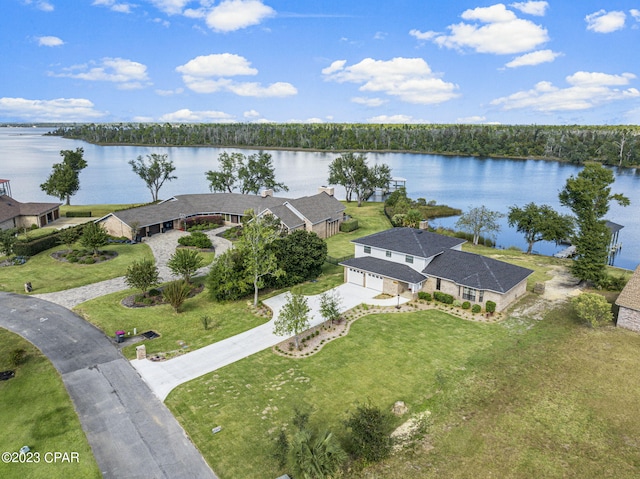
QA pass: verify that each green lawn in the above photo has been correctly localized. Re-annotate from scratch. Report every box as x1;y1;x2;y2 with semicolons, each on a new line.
75;281;270;360
60;203;147;218
0;330;100;479
166;310;505;479
0;242;154;294
325;201;391;258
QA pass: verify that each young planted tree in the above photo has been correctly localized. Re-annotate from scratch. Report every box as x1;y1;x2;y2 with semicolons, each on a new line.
40;148;87;205
162;280;192;313
205;151;288;194
125;258;160;295
273;292;310;350
319;290;342;327
0;228;17;257
167;248;204;283
237;210;284;306
128;153;177;202
455;205;503;245
344;402;394;463
559;163;630;285
79;222;109;256
507;203;574;254
58;227;82;249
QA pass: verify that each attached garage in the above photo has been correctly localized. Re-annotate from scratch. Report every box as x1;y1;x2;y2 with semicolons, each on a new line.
366;273;384;292
347;268;364;287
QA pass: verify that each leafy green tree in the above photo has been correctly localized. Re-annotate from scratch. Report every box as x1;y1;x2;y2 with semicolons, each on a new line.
162;280;192;313
571;293;613;327
319;290;342;327
58;227;81;248
125;258;160;295
80;222;109;256
273;292;310;350
455;205;503;245
206;151;288;194
559;163;630;285
40;148;87;205
0;228;17;256
327;152;392;206
269;230;327;288
507;203;574;254
344;402;393;463
128;153;177;202
167;248;204;283
237;210;285;306
207;248;251;301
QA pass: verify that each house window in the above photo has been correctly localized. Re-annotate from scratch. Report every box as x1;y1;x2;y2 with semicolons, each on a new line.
436;278;441;290
405;255;413;264
364;246;371;254
386;250;392;258
479;291;484;303
463;287;477;301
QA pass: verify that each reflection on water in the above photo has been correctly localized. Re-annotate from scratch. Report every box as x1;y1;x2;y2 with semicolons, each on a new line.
1;127;638;270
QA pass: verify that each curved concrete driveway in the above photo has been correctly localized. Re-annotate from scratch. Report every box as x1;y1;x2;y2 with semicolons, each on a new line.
0;292;216;479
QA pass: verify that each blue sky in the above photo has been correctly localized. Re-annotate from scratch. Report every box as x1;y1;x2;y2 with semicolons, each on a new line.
1;0;639;124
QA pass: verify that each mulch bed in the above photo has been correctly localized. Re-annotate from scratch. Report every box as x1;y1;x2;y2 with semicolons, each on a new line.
51;249;118;264
121;283;205;308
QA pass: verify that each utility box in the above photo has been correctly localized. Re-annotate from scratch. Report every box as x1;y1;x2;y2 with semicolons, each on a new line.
136;345;146;360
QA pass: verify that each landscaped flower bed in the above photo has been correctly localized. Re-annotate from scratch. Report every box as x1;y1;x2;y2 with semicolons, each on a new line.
51;249;118;264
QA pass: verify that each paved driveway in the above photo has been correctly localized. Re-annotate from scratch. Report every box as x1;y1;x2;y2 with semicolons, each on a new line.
132;283;409;401
0;292;216;479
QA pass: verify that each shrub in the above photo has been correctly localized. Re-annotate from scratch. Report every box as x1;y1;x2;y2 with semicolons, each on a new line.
453;299;462;307
571;293;613;327
178;231;213;249
417;291;431;301
471;304;481;313
162;280;192;313
462;301;471;309
10;348;27;367
434;291;454;304
340;219;359;232
485;301;497;313
344;402;393;463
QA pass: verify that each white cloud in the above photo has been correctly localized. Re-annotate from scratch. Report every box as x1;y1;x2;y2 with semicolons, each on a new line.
323;57;459;105
155;88;184;96
0;97;106;121
367;114;430;124
632;9;640;22
586;10;626;33
510;1;548;16
147;0;190;15
176;53;297;97
504;49;562;68
24;0;53;12
37;36;64;47
92;0;134;14
51;57;151;90
206;0;275;32
159;108;235;122
457;115;487;123
352;97;387;107
373;31;387;40
412;3;549;54
244;109;261;118
491;71;639;112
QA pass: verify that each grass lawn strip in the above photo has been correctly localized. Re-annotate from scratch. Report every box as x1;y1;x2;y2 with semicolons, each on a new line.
0;329;100;479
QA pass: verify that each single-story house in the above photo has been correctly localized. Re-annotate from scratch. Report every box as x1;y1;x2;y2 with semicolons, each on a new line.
340;227;533;312
0;194;62;231
97;187;345;240
615;265;640;333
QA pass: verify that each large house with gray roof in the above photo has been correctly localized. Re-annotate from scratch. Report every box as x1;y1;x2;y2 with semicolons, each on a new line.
97;188;345;240
341;228;533;312
0;194;61;231
615;265;640;333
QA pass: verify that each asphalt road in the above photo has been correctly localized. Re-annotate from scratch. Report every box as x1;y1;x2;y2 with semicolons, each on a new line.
0;292;217;479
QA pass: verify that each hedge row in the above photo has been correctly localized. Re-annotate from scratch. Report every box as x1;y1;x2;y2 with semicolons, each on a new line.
13;224;85;257
433;291;454;304
340;219;359;233
66;211;92;218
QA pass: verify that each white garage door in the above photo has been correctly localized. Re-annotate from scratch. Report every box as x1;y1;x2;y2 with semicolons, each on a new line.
366;273;384;292
347;269;364;286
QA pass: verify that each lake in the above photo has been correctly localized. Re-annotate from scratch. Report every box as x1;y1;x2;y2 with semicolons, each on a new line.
2;127;639;270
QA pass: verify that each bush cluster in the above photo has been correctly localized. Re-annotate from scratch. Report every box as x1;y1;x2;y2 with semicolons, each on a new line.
462;301;471;309
185;215;224;231
340;219;359;232
471;304;482;313
417;291;431;301
178;231;213;249
485;301;497;313
65;211;92;217
433;291;454;304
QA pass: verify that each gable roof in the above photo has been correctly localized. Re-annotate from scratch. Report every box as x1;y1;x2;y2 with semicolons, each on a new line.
286;192;345;225
423;249;533;294
353;227;465;259
341;256;427;284
616;265;640;311
0;195;61;224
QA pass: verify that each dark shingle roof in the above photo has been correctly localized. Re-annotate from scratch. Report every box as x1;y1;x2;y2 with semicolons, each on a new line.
340;256;427;284
0;195;61;223
265;204;305;230
423;249;533;293
353;227;465;259
287;192;345;224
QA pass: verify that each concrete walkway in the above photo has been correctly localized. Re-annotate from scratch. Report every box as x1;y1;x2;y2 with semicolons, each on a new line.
33;227;232;309
131;283;409;401
0;292;217;479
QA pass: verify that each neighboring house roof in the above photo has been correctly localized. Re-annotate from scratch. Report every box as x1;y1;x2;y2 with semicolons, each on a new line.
423;249;533;294
100;191;344;230
265;205;305;230
352;227;466;258
286;193;345;225
0;194;61;224
616;265;640;311
341;256;428;284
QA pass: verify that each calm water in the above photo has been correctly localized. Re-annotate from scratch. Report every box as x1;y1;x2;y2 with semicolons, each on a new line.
1;127;639;270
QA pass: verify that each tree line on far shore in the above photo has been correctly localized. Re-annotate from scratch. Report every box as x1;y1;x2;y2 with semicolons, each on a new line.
48;122;640;167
